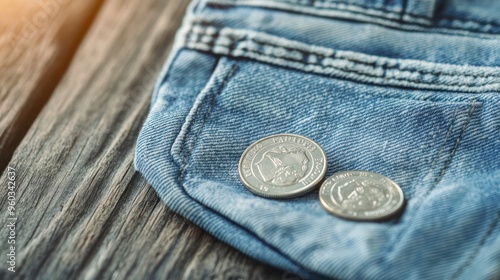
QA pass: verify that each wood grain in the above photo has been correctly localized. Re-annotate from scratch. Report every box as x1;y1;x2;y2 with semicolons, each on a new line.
0;0;285;279
0;0;104;170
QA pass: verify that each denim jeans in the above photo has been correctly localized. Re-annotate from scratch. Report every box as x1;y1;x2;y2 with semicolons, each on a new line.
135;0;500;279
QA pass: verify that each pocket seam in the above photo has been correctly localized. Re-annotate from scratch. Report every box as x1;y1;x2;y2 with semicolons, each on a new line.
183;23;500;93
383;100;478;259
189;23;500;78
174;58;239;179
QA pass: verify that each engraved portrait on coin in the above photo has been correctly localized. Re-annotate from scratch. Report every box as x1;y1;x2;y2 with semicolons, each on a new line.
255;145;310;186
238;134;327;198
319;171;404;220
339;179;390;211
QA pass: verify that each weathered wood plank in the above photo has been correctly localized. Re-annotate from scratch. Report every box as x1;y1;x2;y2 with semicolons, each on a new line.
0;0;104;170
0;0;285;278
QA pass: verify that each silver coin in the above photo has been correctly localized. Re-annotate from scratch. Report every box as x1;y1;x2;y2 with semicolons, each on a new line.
238;134;327;198
319;171;404;220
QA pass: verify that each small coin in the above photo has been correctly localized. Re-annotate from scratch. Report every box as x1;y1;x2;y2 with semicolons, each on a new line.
319;171;404;220
238;134;327;198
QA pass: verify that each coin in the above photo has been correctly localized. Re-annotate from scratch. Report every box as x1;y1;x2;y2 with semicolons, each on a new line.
238;134;327;198
319;171;404;220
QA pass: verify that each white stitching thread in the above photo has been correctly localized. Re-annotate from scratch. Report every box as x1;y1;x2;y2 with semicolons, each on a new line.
183;24;500;93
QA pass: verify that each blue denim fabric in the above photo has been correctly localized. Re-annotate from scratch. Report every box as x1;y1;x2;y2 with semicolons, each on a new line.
135;0;500;279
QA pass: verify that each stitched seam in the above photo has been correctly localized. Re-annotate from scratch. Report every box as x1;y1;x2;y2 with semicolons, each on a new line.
190;24;500;78
315;0;405;15
434;100;476;186
434;101;476;183
310;0;427;23
407;107;459;200
431;109;458;168
189;25;500;78
218;0;426;21
209;0;500;27
301;0;419;21
233;48;491;87
384;101;476;263
311;91;471;104
185;26;500;90
440;16;500;27
451;212;500;279
379;108;459;262
187;41;500;90
178;61;238;181
420;102;475;204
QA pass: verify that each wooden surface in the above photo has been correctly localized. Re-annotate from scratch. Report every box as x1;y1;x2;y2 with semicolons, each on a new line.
0;0;103;170
0;0;286;279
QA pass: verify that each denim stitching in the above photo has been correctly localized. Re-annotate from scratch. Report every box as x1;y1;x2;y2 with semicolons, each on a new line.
451;212;500;279
440;15;500;27
309;0;427;23
189;25;500;79
178;60;238;181
382;101;476;267
188;24;500;80
407;106;459;199
184;25;500;92
293;0;416;20
189;42;499;90
239;49;488;86
435;101;476;182
423;101;475;210
430;109;458;168
209;0;424;22
313;0;404;14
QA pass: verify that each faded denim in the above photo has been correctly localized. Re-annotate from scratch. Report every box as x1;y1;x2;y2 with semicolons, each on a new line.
135;0;500;279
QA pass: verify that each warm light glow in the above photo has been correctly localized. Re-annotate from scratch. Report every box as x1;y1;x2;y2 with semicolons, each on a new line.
0;0;70;64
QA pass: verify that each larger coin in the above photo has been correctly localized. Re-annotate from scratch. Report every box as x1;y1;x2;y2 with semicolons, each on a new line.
319;171;404;220
238;134;327;198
